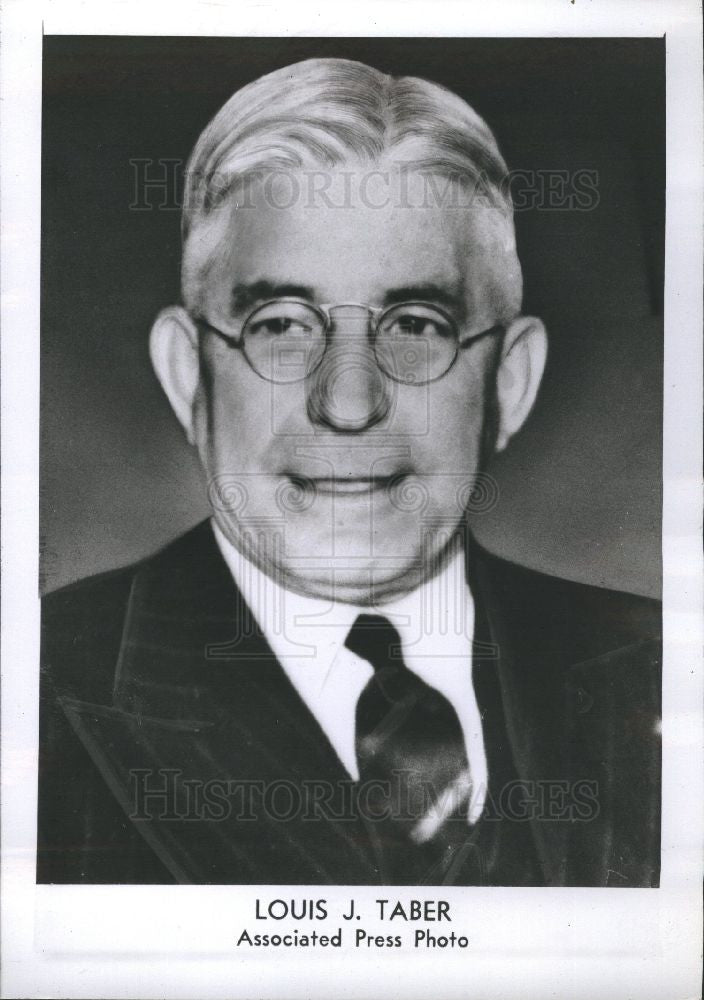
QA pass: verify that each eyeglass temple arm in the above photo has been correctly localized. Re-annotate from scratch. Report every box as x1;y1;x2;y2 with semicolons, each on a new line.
193;316;244;347
458;323;505;349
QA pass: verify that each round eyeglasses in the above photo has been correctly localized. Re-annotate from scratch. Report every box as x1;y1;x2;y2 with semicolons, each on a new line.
194;299;504;386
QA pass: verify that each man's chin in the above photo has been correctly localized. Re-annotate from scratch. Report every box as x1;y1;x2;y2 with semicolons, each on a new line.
270;560;425;606
212;505;463;604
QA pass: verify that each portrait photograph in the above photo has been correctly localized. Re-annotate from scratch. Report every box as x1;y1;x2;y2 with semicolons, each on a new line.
38;33;664;890
1;2;702;999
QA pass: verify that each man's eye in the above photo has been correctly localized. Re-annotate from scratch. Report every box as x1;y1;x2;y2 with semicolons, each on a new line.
248;315;312;337
386;313;450;338
392;315;424;336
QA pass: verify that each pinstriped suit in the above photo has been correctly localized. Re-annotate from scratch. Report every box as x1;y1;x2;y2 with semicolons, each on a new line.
37;520;661;886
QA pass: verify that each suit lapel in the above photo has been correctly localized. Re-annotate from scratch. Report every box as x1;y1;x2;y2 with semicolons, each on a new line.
563;638;661;886
466;537;568;884
60;523;380;884
467;534;661;887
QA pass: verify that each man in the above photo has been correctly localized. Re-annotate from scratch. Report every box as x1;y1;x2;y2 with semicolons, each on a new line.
37;57;661;887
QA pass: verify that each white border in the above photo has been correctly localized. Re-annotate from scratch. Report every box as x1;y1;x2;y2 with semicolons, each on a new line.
2;2;702;999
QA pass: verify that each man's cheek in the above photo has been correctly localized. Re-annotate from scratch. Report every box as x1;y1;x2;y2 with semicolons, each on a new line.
208;384;272;464
205;416;282;522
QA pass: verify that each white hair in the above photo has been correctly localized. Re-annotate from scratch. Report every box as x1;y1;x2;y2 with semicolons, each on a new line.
181;58;522;317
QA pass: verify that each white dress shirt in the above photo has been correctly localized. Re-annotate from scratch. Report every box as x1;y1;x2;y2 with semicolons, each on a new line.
211;518;487;824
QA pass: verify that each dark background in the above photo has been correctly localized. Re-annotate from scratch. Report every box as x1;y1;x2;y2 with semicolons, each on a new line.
41;36;664;597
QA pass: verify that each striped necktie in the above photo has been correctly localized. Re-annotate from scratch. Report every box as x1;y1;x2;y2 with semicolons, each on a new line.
346;613;483;884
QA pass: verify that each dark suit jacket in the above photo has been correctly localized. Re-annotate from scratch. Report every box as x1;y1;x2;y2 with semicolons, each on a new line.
37;520;661;887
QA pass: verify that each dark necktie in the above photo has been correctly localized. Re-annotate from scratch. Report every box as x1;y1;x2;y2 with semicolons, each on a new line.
346;613;483;884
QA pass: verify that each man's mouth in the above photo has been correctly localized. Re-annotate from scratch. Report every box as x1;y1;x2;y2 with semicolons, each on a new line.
312;477;393;496
285;473;406;497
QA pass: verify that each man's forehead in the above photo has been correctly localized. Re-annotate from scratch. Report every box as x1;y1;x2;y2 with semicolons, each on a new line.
196;218;468;314
182;166;516;317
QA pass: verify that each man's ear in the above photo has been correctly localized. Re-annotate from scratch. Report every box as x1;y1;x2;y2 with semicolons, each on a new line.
149;306;201;445
494;315;547;452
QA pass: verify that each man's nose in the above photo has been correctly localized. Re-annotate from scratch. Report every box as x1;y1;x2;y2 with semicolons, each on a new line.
306;309;392;431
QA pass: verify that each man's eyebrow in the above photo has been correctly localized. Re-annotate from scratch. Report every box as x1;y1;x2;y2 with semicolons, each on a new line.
382;284;465;316
230;280;466;316
231;281;316;313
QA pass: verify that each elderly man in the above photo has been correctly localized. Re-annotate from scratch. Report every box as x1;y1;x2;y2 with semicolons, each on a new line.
38;58;661;887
